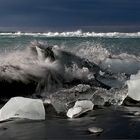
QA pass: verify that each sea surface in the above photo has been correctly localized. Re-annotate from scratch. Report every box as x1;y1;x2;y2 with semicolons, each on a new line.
0;31;140;56
0;30;140;139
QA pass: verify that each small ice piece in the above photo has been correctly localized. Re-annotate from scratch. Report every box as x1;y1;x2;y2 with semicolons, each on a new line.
134;111;140;116
67;100;94;118
67;107;83;118
43;99;51;104
0;97;45;121
88;127;103;134
99;70;105;76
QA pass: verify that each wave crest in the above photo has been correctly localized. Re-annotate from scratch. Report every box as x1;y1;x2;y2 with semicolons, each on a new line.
1;30;140;38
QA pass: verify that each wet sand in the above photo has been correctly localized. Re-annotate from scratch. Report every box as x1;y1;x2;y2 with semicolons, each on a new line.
0;106;140;139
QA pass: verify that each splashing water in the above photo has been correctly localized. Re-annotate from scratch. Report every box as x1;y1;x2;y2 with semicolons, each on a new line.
0;37;140;108
73;42;111;65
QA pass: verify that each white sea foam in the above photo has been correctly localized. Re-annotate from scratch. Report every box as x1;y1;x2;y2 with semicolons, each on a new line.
0;30;140;38
74;42;110;64
0;43;64;92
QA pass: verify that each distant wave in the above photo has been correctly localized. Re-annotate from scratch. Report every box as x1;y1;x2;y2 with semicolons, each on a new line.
0;30;140;38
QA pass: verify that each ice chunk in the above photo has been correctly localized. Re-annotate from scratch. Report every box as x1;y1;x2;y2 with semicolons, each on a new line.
48;84;92;113
99;70;105;76
67;107;83;118
92;86;128;106
67;100;94;118
127;72;140;101
0;97;45;121
74;100;94;110
88;127;103;134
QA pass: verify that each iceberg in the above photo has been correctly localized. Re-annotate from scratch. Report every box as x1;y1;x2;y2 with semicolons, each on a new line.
0;97;45;121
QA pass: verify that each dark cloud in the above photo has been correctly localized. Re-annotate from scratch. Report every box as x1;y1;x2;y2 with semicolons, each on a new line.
0;0;139;30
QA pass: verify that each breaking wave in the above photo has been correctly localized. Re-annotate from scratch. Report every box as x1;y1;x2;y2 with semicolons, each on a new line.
0;40;140;109
1;30;140;38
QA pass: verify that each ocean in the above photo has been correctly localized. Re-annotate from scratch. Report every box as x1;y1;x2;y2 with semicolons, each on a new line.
0;30;140;139
1;31;140;55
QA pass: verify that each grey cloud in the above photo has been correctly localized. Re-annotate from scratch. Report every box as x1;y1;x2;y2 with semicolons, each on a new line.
0;0;139;28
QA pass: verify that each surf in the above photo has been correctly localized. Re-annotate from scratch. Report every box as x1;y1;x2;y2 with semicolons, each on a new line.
0;30;140;38
0;40;139;110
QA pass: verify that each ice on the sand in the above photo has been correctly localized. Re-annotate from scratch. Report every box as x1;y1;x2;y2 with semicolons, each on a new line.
67;100;94;118
67;107;83;118
127;71;140;101
0;97;45;121
88;127;103;134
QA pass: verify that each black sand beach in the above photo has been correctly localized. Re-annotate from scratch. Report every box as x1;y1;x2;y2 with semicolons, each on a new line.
0;106;140;140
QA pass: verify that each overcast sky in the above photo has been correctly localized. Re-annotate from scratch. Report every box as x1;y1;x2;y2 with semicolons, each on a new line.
0;0;140;31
